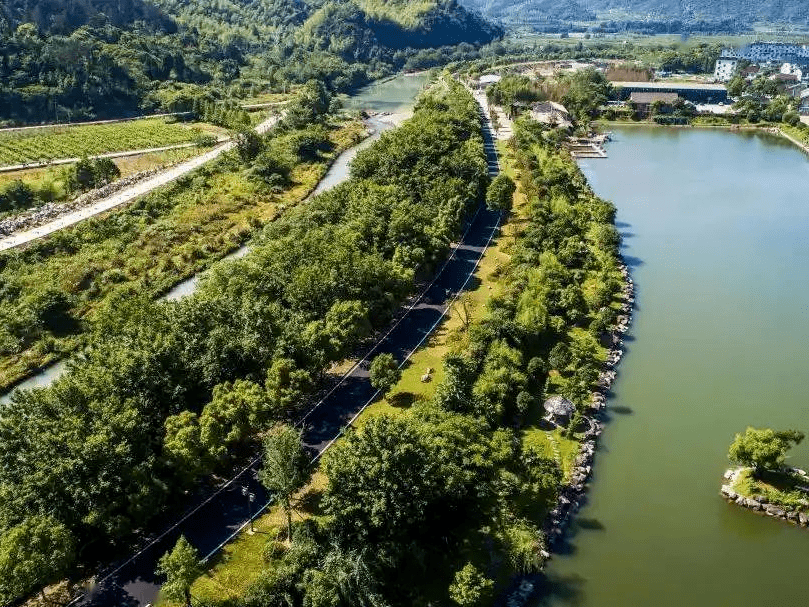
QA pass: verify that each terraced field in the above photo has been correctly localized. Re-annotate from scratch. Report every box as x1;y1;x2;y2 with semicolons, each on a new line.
0;118;211;165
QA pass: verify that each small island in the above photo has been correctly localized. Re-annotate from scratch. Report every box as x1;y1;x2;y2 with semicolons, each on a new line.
721;427;809;526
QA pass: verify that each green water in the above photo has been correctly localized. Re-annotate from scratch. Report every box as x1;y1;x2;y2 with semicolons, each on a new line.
538;126;809;606
342;72;429;114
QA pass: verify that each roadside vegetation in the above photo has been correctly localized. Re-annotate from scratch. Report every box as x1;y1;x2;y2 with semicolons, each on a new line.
0;84;362;390
155;97;626;607
0;77;490;604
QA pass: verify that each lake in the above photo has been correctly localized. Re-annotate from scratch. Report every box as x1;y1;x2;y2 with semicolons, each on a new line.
536;126;809;606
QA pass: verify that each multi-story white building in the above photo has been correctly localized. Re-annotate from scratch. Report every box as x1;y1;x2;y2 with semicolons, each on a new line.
714;56;739;82
734;42;809;64
781;63;804;81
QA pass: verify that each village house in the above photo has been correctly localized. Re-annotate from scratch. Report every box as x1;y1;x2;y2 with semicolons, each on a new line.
529;101;572;128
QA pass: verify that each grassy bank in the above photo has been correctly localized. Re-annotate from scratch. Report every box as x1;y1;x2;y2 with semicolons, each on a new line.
0;118;366;391
731;467;809;512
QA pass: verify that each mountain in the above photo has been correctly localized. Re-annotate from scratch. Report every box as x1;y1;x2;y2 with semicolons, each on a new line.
584;0;809;24
461;0;596;23
460;0;809;26
0;0;501;123
0;0;176;34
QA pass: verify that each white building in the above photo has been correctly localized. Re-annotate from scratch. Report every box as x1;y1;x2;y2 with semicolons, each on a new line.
714;57;739;82
781;63;804;81
735;42;809;64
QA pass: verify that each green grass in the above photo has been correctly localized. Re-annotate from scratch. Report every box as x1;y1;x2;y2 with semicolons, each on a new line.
0;118;219;166
732;468;809;511
0;119;367;391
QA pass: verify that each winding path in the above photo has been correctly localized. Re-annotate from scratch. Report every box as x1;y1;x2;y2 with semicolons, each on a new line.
0;116;280;252
73;98;501;607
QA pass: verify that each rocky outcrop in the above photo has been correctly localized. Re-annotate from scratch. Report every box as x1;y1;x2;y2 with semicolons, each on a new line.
721;467;809;527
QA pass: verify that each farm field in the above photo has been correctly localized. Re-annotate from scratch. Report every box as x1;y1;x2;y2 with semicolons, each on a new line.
0;118;220;166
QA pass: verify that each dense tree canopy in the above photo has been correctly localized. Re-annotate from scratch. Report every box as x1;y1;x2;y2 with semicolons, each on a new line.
0;78;489;604
729;427;805;475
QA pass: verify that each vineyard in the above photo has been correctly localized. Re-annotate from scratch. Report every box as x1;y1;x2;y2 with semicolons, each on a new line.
0;118;212;166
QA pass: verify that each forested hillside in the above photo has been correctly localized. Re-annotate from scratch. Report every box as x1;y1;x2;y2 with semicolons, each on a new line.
461;0;595;24
0;0;501;123
460;0;809;26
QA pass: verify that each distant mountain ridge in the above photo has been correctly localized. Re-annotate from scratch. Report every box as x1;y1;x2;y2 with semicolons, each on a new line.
460;0;809;25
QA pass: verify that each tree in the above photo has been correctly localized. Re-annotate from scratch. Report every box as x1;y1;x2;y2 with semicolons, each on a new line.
156;536;202;607
199;380;268;460
164;411;204;481
235;129;263;162
448;563;493;607
369;353;400;394
728;427;805;476
259;425;310;539
0;516;76;604
486;174;516;212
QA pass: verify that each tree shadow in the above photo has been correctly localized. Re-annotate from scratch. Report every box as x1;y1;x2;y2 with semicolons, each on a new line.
388;391;421;408
574;517;605;531
298;487;325;516
609;405;633;415
530;570;587;606
621;254;644;268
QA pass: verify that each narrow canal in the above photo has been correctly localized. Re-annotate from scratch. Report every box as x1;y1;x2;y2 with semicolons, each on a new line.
0;73;429;405
537;126;809;606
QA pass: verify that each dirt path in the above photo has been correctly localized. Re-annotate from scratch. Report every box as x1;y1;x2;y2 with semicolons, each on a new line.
0;116;280;252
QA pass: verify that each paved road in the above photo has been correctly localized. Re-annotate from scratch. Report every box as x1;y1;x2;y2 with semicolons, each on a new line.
74;100;501;607
0;116;279;252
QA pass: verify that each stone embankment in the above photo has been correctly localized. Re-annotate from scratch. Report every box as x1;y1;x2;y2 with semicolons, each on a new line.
720;467;809;527
0;167;164;236
544;263;635;546
502;264;634;607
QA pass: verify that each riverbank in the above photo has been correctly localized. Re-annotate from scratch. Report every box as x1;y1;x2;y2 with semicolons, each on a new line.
596;118;809;157
542;266;633;547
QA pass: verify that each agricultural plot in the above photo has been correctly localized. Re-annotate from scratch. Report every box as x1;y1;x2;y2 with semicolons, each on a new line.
0;118;211;166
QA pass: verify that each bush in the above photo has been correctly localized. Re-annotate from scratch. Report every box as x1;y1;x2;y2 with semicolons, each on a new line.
486;174;516;212
0;180;36;212
369;353;400;394
449;563;494;607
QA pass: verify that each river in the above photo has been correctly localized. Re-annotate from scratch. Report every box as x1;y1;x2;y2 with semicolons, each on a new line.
536;126;809;606
0;73;429;405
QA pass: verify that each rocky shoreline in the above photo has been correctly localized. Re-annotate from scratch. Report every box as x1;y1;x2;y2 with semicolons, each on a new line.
0;167;166;237
502;262;634;607
721;467;809;527
542;261;634;546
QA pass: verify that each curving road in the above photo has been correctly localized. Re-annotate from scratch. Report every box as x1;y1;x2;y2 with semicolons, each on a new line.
74;99;501;607
0;116;280;252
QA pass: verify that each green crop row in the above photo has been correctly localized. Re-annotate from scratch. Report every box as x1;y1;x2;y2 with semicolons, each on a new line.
0;118;207;166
